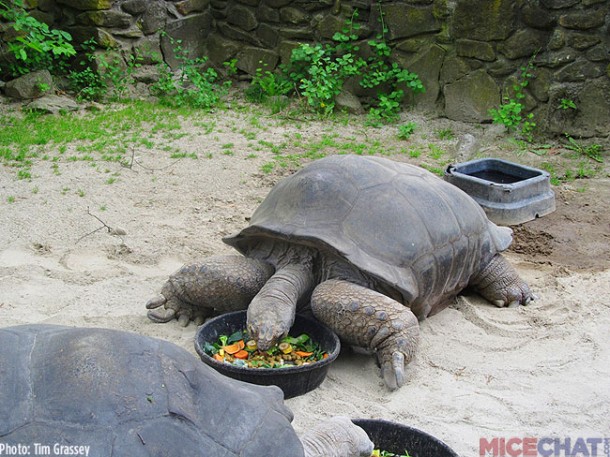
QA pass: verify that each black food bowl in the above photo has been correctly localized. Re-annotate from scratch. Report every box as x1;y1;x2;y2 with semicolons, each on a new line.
195;310;340;399
353;419;459;457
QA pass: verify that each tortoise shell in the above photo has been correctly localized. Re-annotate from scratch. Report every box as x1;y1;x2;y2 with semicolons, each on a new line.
0;324;304;457
225;155;512;318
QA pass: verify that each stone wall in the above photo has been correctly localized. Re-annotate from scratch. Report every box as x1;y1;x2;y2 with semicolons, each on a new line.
4;0;610;137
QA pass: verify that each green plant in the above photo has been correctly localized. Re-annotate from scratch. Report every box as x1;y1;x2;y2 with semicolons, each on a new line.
373;450;412;457
223;58;238;77
428;143;445;160
37;82;51;93
68;39;142;101
0;0;75;77
397;122;416;140
67;40;106;101
283;7;423;121
564;134;604;163
362;3;424;125
559;98;577;110
436;128;454;140
282;9;368;116
575;161;595;179
17;168;31;180
489;55;537;141
287;45;364;115
408;148;421;158
102;52;142;100
246;66;293;104
151;36;230;110
261;162;275;174
0;100;189;179
420;163;445;176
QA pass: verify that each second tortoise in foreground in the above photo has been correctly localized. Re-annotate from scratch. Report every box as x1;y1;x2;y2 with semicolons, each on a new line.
0;324;373;457
147;155;534;389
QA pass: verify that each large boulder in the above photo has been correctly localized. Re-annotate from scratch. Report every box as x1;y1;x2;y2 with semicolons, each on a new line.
4;70;53;100
546;78;610;137
372;4;441;41
443;70;500;122
26;94;79;114
451;0;516;41
395;44;446;112
161;13;213;69
56;0;113;10
236;47;279;74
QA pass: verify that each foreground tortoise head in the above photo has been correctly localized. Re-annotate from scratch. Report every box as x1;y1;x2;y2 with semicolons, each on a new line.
147;155;534;389
0;324;373;457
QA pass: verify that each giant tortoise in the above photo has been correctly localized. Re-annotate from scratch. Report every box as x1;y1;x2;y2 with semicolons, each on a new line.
0;324;373;457
147;155;534;389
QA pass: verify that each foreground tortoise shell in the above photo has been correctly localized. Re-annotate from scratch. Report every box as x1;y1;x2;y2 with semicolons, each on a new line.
226;154;513;319
0;325;304;457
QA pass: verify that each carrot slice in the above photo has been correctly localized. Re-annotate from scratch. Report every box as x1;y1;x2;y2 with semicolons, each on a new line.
213;353;224;362
223;340;245;354
234;349;249;359
295;350;313;357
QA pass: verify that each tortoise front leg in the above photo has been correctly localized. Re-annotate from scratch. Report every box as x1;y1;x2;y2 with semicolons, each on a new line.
247;263;315;350
311;279;420;390
470;254;535;307
146;255;274;327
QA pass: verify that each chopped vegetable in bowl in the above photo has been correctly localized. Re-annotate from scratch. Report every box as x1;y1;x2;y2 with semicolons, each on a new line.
371;450;412;457
202;329;329;369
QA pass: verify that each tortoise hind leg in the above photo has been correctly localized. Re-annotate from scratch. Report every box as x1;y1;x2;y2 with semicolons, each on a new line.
146;255;274;326
470;254;535;307
311;279;420;390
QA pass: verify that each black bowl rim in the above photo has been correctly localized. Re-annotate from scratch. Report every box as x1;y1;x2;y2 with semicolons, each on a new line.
352;418;460;457
194;310;341;375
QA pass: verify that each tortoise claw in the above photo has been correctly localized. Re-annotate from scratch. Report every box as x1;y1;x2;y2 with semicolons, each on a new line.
146;295;167;310
492;299;505;308
178;314;190;327
525;293;537;305
381;351;405;391
194;316;205;326
147;308;176;323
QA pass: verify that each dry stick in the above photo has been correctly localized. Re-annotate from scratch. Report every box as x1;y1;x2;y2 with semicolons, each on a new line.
131;145;185;172
134;157;183;172
121;145;136;170
120;144;183;172
76;207;124;244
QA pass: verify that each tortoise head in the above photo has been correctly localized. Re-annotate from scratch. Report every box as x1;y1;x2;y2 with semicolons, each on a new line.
246;308;290;351
245;263;313;350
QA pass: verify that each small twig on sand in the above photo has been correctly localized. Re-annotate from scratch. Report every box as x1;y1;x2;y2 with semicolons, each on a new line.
133;155;183;172
76;207;126;244
121;145;136;170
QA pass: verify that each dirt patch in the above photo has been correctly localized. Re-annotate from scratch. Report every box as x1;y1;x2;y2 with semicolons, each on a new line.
510;178;610;271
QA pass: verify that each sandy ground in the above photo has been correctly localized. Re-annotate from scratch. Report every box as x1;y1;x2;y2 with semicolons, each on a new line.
1;103;609;456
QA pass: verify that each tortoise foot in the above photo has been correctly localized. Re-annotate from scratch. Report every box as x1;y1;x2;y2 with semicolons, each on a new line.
472;254;535;308
312;279;420;390
146;255;273;326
